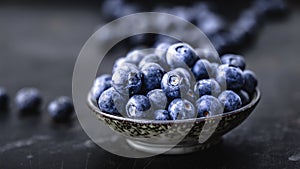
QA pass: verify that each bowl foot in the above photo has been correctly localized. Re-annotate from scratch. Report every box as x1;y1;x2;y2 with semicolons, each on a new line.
126;138;222;155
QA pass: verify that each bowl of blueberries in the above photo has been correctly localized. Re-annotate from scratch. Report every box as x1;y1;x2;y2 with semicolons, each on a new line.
87;42;260;154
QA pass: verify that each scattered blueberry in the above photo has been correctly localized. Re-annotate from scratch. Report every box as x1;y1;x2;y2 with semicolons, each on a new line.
90;74;112;101
15;88;42;113
48;96;74;122
0;87;9;110
154;109;170;121
196;11;225;37
147;89;168;110
112;64;142;96
216;64;245;90
126;95;151;119
196;95;223;117
242;70;258;95
194;79;221;98
98;87;125;115
218;90;242;112
141;63;165;92
192;59;212;80
161;69;190;99
166;43;198;68
221;54;246;70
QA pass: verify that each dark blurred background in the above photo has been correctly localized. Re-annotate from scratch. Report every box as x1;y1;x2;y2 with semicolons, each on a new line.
0;0;300;169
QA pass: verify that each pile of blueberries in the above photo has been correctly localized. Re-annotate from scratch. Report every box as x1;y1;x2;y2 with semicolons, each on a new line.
91;42;258;120
0;87;74;122
100;0;288;54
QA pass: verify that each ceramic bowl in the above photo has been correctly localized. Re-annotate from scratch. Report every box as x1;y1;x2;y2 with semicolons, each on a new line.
87;88;261;154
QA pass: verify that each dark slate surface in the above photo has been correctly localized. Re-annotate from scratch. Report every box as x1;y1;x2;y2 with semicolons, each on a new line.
0;4;300;169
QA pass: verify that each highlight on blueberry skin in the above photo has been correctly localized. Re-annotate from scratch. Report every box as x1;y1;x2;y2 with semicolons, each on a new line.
112;64;142;96
196;95;223;118
0;87;9;110
141;63;165;92
161;69;190;100
221;54;246;70
90;74;112;102
194;79;221;98
48;96;74;122
15;87;42;113
216;64;245;90
126;95;151;119
166;43;198;68
155;42;170;63
218;90;242;112
147;89;168;111
168;98;196;120
126;50;146;65
98;87;125;116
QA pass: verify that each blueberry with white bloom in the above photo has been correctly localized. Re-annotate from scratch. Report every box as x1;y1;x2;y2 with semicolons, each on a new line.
168;98;196;120
196;95;223;117
90;74;112;101
218;90;242;112
141;63;165;92
98;87;126;115
216;64;245;90
166;43;198;68
161;69;190;99
112;64;142;96
147;89;168;110
126;95;151;119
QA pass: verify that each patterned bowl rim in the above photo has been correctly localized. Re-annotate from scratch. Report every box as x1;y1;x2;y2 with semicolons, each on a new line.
87;88;261;124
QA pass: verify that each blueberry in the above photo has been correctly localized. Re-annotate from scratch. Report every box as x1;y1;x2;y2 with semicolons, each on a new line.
242;70;258;95
112;64;142;96
194;79;221;98
15;88;42;113
138;54;167;70
161;69;190;99
125;50;146;65
154;109;170;121
147;89;168;110
195;48;220;63
218;90;242;112
0;87;9;110
253;0;288;17
196;12;225;37
229;10;260;45
221;54;246;70
126;95;151;119
192;59;212;80
216;64;245;90
196;95;223;117
173;67;196;87
166;43;198;68
236;90;250;106
168;99;196;120
155;42;170;63
112;57;133;74
141;63;165;92
48;96;74;122
90;74;112;101
98;87;125;115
